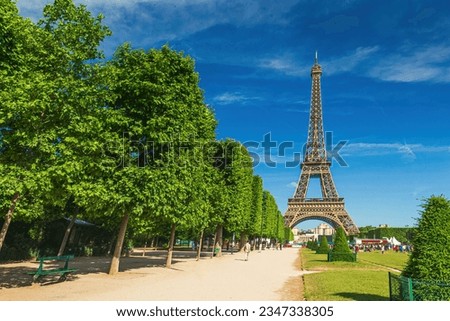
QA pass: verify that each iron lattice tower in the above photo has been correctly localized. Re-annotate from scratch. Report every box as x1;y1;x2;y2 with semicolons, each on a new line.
284;53;359;235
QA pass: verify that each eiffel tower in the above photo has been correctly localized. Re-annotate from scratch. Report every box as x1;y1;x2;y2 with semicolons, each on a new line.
284;53;359;235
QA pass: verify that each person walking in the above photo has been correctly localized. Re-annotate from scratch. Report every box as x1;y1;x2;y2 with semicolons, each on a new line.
244;240;251;261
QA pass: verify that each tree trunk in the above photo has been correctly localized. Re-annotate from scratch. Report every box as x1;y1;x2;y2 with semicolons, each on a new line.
214;225;223;257
240;234;248;252
0;192;20;253
166;224;176;268
57;213;77;256
108;212;130;275
196;230;204;261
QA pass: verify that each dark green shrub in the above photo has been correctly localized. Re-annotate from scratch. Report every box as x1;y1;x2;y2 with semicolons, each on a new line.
307;240;318;250
332;227;351;254
402;195;450;300
316;235;329;254
328;227;354;262
327;252;357;262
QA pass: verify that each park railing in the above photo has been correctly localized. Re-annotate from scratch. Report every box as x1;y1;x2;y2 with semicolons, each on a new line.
388;272;450;301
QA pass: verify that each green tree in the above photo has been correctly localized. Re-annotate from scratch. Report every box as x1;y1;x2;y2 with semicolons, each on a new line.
0;0;112;255
332;227;351;254
261;191;279;239
103;44;217;272
249;175;263;239
211;140;253;253
316;235;329;254
403;195;450;281
329;226;355;262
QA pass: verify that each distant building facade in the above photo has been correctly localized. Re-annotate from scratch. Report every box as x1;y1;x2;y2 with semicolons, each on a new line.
292;223;335;243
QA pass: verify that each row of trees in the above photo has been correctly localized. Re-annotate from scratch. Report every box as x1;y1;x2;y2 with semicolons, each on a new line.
0;0;292;273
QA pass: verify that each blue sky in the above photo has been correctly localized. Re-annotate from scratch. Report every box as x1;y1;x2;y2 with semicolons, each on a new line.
17;0;450;230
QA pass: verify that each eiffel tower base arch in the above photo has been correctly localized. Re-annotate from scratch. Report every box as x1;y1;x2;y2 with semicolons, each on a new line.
284;199;359;235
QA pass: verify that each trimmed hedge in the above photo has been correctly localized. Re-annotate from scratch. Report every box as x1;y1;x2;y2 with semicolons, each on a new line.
328;252;357;262
316;235;330;254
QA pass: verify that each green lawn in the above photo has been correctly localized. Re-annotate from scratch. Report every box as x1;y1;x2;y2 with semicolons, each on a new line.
357;251;410;271
301;249;409;301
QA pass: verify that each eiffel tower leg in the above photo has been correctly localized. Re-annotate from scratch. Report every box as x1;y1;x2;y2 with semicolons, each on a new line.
294;173;309;198
321;172;338;199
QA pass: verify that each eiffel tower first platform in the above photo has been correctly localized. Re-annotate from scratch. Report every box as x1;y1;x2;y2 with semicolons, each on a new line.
284;53;359;235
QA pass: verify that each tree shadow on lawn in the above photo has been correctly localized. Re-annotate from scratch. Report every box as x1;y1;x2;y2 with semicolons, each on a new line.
335;292;388;301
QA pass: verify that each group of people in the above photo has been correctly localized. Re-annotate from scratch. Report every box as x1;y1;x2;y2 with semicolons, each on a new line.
353;243;412;254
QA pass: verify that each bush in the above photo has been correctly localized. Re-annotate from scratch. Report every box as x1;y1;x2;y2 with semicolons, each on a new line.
403;195;450;283
307;240;318;251
332;227;351;254
328;227;353;262
327;252;357;262
316;235;329;254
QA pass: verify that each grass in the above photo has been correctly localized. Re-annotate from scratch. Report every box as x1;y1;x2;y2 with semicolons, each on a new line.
300;248;409;301
357;251;410;271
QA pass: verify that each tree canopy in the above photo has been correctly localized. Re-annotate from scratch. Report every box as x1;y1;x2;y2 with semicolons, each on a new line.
0;1;293;272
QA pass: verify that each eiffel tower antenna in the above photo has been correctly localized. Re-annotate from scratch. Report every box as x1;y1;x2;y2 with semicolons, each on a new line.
284;53;359;235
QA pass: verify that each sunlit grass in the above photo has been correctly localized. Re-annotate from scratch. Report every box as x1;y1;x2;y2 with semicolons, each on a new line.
357;251;409;271
303;270;390;301
300;248;409;301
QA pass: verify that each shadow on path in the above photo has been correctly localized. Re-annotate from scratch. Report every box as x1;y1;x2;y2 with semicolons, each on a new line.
0;250;211;289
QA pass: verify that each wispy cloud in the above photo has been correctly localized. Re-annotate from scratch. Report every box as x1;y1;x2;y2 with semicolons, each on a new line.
342;142;450;160
212;92;261;105
17;0;300;47
288;181;298;188
258;55;310;77
259;43;450;84
259;46;379;77
324;46;380;75
367;44;450;83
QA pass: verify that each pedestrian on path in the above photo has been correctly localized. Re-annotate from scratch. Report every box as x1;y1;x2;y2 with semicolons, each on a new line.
244;241;251;261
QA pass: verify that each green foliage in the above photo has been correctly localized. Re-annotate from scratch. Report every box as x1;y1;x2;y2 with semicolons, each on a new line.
327;252;356;262
249;175;263;237
316;235;330;254
284;227;294;242
365;227;415;243
329;226;354;262
211;140;253;234
306;240;318;251
403;195;450;284
39;0;111;73
261;190;281;238
0;1;285;266
332;227;352;254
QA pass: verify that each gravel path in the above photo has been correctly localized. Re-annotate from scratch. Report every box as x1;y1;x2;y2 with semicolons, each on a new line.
0;247;302;301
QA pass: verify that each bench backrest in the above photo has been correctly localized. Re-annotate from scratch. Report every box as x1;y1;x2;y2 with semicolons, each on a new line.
39;255;74;262
36;255;75;271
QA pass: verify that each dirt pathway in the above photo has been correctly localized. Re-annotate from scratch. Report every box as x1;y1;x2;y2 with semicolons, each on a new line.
0;248;303;301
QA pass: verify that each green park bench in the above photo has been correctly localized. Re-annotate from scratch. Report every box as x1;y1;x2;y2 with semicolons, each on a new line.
28;255;77;283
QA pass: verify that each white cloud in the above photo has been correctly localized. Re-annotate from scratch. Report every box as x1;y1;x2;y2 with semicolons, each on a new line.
212;92;262;105
324;46;379;75
259;55;310;77
258;44;450;84
259;46;379;77
17;0;300;46
367;44;450;83
342;142;450;159
288;181;298;188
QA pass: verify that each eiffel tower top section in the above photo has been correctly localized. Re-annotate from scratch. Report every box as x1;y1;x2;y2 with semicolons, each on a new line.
304;51;327;164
